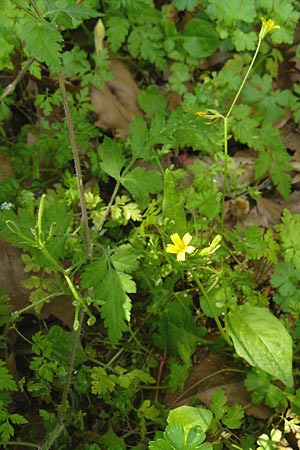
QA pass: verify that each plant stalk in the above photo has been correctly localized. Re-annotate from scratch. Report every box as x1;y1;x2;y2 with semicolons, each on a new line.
186;260;232;346
57;71;92;259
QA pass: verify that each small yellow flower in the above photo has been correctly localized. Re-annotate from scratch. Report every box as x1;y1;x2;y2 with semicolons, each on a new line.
259;17;280;40
166;232;195;261
195;109;223;122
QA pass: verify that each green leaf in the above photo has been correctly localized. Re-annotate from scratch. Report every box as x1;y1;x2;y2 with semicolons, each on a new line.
0;360;18;391
165;424;185;449
100;423;126;449
162;168;186;235
101;269;131;344
99;137;126;181
232;29;257;51
168;405;212;436
245;369;285;408
91;367;115;395
106;16;130;52
222;404;244;429
80;257;108;290
172;0;197;11
121;167;163;202
129;116;149;160
138;86;168;116
47;326;87;368
206;0;256;25
9;413;28;425
0;420;14;442
227;304;293;387
210;388;227;421
19;19;63;71
111;244;140;273
44;1;99;28
182;19;219;59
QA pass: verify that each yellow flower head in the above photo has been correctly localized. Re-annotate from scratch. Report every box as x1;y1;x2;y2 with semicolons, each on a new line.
166;232;195;261
259;17;280;40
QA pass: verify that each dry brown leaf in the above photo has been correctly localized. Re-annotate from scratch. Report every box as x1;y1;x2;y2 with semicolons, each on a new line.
90;56;141;138
0;240;74;328
0;154;14;181
243;197;283;227
169;354;272;419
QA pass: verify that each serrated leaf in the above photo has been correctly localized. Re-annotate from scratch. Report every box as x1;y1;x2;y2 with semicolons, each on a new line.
9;413;28;425
222;404;244;429
106;16;130;52
45;1;99;28
162;168;186;235
47;326;87;368
99;137;125;180
121;167;163;202
172;0;197;11
101;269;130;344
80;256;108;290
91;367;115;395
20;19;63;71
138;86;168;116
227;304;293;387
111;244;140;273
129;115;149;160
0;360;18;391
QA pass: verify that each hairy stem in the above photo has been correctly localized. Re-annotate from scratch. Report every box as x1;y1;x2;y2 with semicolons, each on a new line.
57;71;92;258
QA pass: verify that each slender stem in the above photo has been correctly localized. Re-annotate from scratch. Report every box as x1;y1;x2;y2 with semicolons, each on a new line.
97;180;121;232
0;57;35;102
28;0;44;19
220;116;228;231
58;310;84;422
220;38;262;229
167;367;244;409
186;260;232;346
57;71;92;258
0;441;40;448
96;159;136;232
226;39;262;119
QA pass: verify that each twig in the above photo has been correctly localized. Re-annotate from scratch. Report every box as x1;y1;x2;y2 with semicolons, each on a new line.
0;57;35;102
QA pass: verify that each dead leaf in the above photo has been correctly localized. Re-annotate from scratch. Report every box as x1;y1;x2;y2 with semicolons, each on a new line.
0;154;14;181
169;353;272;419
243;197;283;227
0;240;74;328
90;56;141;138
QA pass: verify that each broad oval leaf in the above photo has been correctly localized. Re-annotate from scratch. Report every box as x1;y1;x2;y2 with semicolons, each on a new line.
227;304;293;387
168;405;212;436
183;19;219;59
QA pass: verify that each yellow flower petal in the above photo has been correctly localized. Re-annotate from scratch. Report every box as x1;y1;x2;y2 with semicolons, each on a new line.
259;17;280;40
182;233;193;246
166;232;195;261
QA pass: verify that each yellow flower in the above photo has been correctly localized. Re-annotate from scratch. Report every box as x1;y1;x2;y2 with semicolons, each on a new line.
259;17;280;40
166;232;195;261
